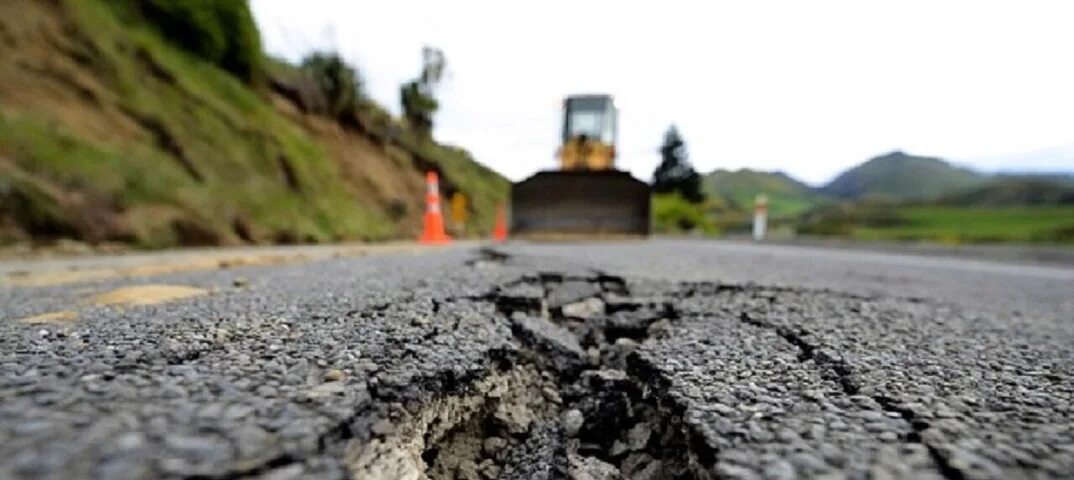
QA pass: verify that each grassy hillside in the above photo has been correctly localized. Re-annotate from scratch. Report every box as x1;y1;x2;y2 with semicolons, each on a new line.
704;168;827;218
0;0;506;248
821;151;986;200
940;178;1074;207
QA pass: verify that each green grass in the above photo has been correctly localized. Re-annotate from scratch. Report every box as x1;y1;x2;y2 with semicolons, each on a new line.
736;192;818;218
2;0;402;247
99;0;394;241
652;193;719;235
851;206;1074;244
1;0;508;247
271;50;509;238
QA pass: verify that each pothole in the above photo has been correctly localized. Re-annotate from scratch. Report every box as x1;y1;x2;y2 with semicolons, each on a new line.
345;272;707;480
345;364;560;480
493;273;703;480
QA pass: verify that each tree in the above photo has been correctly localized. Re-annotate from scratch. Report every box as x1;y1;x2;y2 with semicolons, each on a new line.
300;52;362;119
401;47;446;138
653;126;705;203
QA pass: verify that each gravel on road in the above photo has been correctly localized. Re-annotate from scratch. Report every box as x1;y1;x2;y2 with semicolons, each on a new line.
0;241;1071;480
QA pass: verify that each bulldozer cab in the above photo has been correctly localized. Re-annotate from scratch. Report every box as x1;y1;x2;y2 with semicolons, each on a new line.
509;94;651;238
559;95;616;171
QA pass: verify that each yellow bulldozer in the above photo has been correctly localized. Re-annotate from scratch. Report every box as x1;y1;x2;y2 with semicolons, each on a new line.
510;94;651;238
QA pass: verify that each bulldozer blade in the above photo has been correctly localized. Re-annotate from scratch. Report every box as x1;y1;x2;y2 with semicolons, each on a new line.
510;170;650;238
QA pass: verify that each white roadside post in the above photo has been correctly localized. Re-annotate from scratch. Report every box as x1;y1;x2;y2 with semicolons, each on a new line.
752;194;768;241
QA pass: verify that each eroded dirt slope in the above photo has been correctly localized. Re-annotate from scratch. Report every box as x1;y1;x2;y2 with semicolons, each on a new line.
0;0;506;248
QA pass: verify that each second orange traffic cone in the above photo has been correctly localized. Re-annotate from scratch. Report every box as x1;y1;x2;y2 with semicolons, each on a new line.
419;171;452;245
492;203;508;242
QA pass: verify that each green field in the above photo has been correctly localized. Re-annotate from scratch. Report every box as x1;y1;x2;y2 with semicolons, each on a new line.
850;206;1074;244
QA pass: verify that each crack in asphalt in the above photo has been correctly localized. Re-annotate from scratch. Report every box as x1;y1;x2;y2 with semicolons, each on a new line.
5;245;1070;480
337;248;709;479
736;307;966;480
107;250;988;479
484;270;704;479
211;269;966;479
737;311;861;396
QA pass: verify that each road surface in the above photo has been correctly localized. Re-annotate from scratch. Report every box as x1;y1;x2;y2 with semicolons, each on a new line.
1;240;1071;480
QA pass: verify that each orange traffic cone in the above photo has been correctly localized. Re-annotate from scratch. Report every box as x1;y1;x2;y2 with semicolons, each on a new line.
492;204;508;242
419;171;452;245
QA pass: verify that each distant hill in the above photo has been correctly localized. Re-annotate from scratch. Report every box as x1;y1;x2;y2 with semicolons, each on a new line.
821;151;987;200
704;168;827;217
940;178;1074;206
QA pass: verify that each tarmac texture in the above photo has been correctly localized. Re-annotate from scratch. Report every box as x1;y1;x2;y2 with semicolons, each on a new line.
0;241;1071;479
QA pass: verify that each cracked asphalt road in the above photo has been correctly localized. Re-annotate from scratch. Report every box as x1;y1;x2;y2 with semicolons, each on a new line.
0;240;1071;480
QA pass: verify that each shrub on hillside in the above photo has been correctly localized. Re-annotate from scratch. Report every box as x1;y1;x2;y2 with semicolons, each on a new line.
400;47;446;138
300;53;363;120
652;193;718;235
400;81;438;137
136;0;263;83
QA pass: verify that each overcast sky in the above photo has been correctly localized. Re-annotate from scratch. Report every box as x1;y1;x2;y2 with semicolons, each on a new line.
251;0;1074;184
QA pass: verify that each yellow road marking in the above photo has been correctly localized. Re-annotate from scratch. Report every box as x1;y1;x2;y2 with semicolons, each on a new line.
10;284;209;324
18;310;78;324
3;242;437;287
91;285;208;306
